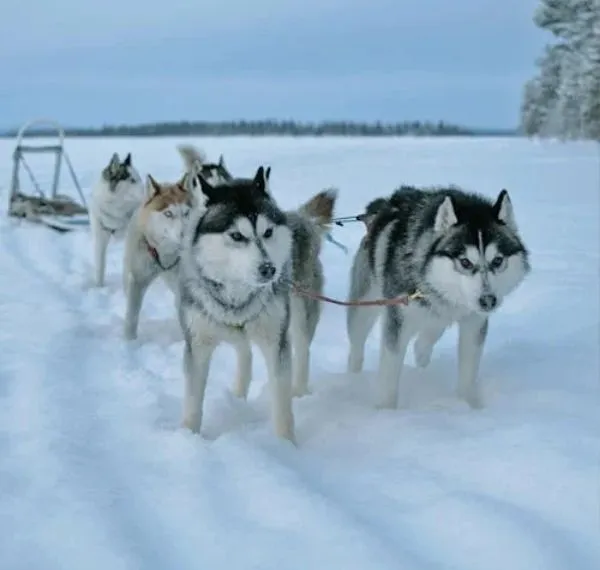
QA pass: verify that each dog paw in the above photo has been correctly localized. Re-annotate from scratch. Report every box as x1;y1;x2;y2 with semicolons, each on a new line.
375;398;398;410
458;388;484;409
277;427;297;446
231;384;249;400
413;336;433;368
123;327;137;341
181;416;201;434
347;353;364;374
293;384;312;398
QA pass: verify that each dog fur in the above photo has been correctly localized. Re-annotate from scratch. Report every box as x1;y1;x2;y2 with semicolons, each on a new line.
177;143;233;205
122;174;192;340
285;186;338;396
89;152;145;286
177;166;337;442
346;185;530;410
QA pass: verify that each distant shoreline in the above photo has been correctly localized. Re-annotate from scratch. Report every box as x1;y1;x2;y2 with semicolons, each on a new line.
0;120;518;139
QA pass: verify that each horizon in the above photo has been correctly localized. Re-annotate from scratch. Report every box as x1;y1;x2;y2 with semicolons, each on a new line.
0;118;518;136
1;0;547;130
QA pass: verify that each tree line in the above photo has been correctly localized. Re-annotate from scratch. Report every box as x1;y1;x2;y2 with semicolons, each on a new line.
1;119;516;138
521;0;600;140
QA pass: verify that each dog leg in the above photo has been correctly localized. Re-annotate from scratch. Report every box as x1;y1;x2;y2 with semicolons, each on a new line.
413;323;447;368
182;339;215;434
346;249;379;373
290;297;318;397
123;275;155;340
255;331;295;443
92;221;111;287
232;339;253;400
347;304;380;373
376;306;414;409
457;314;488;409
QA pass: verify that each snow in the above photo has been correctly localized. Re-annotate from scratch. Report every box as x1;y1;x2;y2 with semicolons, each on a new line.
0;136;598;570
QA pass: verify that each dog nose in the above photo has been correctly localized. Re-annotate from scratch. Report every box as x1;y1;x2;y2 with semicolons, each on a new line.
478;294;497;311
258;262;276;281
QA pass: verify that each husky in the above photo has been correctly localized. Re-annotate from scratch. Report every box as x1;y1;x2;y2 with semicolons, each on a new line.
90;152;145;286
122;174;193;340
177;166;337;442
284;184;338;397
346;186;530;410
177;143;233;205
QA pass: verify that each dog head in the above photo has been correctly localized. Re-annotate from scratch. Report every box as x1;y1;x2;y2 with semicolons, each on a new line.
184;165;292;289
197;155;233;186
357;197;391;229
140;174;192;257
424;189;530;315
177;143;234;206
100;152;144;204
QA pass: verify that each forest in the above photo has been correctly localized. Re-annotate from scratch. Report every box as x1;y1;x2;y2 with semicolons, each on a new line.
521;0;600;140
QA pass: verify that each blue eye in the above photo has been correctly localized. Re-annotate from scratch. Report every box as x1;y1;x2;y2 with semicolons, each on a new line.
230;231;245;242
263;228;273;239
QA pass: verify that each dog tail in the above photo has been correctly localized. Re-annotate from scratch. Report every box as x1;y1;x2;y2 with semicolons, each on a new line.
298;187;338;233
177;144;207;172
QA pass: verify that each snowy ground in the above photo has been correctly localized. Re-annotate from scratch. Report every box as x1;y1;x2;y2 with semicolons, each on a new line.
0;136;598;570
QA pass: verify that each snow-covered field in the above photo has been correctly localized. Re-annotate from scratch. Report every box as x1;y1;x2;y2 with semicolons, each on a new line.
0;136;598;570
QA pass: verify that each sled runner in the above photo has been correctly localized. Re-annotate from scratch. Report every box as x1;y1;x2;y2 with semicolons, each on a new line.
6;118;89;232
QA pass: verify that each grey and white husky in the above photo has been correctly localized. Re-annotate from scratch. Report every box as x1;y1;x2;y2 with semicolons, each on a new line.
346;186;530;409
177;166;337;442
90;152;145;286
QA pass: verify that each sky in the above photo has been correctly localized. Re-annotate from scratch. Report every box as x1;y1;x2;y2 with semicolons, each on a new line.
0;0;548;130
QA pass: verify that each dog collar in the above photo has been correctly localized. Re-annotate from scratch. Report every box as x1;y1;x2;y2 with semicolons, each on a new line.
145;240;180;271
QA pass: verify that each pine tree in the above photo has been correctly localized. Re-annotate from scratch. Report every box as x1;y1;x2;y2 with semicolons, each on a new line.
521;0;600;140
580;9;600;139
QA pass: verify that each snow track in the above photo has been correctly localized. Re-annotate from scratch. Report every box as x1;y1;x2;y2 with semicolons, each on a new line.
0;137;598;570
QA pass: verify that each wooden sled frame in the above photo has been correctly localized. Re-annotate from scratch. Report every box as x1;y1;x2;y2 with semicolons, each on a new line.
6;118;89;232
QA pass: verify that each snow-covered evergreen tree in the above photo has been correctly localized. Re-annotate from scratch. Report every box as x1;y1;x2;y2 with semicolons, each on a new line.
580;10;600;139
521;0;600;140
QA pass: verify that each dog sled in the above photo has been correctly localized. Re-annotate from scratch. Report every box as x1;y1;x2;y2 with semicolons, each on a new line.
6;118;89;233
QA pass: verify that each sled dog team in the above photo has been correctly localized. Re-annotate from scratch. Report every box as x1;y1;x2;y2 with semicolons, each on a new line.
89;145;531;444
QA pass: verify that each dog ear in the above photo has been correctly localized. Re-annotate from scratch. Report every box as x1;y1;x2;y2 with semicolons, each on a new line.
102;153;120;182
176;172;189;192
109;152;120;171
492;189;518;232
218;154;225;168
252;166;268;194
122;152;132;168
434;195;458;233
146;174;162;196
196;173;218;201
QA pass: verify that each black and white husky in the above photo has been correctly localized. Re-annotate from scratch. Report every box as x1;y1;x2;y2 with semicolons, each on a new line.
176;143;233;205
177;166;337;442
89;152;145;286
346;186;531;409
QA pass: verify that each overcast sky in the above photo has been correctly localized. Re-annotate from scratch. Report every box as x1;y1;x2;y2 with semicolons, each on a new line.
0;0;547;129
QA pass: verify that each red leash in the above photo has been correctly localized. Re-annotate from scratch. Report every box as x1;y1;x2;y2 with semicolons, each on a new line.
288;281;424;307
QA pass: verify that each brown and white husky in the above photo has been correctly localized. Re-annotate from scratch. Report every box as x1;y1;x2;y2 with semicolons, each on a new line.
122;174;193;340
